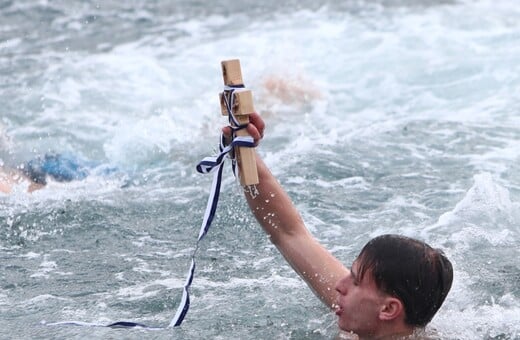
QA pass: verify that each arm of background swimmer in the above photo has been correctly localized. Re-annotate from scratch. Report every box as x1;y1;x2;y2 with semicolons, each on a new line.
0;168;44;194
244;154;349;309
0;170;12;193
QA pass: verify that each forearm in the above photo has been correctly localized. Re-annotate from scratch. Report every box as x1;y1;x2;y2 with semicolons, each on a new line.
244;153;347;307
234;114;347;307
244;153;307;245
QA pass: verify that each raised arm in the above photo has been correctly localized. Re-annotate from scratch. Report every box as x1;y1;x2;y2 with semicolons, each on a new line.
231;113;349;308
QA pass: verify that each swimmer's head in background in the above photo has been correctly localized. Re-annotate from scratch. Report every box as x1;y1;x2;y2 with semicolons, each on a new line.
22;153;89;185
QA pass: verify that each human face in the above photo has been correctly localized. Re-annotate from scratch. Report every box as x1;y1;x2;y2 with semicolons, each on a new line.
334;259;387;336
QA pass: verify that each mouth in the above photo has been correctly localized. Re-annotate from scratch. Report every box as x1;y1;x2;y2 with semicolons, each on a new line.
332;303;343;316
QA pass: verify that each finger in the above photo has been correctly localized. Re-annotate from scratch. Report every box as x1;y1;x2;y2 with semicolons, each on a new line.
246;123;261;145
221;126;232;138
248;112;265;137
221;126;233;146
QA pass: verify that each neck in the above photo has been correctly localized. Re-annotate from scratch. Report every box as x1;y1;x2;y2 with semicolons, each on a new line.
358;325;415;340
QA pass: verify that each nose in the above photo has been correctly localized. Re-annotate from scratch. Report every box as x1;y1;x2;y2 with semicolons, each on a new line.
335;274;349;295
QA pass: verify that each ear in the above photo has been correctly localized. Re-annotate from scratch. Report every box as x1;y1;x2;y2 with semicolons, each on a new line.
379;297;404;321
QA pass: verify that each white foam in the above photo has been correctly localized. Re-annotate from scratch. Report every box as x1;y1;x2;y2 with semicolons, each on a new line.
30;255;58;278
433;292;520;339
103;113;183;168
0;293;8;307
432;173;516;230
115;277;184;301
23;294;71;304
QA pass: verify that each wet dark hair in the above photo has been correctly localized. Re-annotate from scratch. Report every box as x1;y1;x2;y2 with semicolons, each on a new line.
356;234;453;327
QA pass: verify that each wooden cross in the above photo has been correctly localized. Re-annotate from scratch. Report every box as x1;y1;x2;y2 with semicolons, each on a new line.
219;59;259;186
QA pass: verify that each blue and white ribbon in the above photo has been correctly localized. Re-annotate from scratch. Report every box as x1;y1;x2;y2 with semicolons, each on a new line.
169;85;254;327
47;86;255;330
169;134;254;327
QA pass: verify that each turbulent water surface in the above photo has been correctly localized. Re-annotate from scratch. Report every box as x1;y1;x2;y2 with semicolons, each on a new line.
1;0;519;339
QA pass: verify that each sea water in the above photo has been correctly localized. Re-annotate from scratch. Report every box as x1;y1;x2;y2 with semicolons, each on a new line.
1;0;519;339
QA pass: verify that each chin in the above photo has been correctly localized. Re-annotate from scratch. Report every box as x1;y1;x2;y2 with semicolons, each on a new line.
337;319;354;333
339;321;372;339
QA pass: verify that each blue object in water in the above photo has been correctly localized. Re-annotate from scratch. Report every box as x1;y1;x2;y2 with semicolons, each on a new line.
23;153;90;185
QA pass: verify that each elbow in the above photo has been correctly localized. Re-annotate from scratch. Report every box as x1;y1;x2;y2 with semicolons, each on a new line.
265;230;283;246
264;224;303;248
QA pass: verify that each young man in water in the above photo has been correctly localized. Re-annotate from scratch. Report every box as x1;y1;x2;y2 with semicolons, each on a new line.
224;113;453;339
